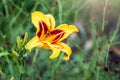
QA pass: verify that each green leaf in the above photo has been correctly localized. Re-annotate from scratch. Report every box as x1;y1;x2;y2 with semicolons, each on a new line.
0;51;9;57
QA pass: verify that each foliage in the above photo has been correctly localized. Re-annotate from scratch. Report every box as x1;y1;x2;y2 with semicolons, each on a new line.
0;0;120;80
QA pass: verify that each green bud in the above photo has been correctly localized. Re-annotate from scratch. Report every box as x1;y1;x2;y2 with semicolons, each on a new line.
0;67;4;76
17;36;22;50
22;32;28;46
12;50;19;57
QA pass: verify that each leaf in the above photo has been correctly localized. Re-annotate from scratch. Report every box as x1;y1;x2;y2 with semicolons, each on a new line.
0;51;9;58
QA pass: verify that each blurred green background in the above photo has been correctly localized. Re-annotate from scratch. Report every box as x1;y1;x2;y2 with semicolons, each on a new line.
0;0;120;80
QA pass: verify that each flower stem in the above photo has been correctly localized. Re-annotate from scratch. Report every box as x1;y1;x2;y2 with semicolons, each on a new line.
55;53;64;69
58;0;62;24
102;0;109;32
19;58;25;80
51;53;64;80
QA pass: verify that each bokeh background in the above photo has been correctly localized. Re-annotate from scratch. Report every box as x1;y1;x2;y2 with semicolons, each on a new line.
0;0;120;80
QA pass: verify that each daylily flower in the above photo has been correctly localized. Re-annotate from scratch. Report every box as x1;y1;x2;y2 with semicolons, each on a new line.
26;11;78;60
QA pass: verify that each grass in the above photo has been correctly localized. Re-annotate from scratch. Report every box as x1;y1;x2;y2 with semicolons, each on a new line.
0;0;120;80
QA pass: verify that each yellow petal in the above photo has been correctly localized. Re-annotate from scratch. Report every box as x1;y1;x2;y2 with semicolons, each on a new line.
25;36;43;51
32;11;47;40
55;24;79;42
57;42;72;60
50;42;72;60
49;48;61;59
56;24;78;32
32;11;56;41
42;41;54;49
45;14;55;30
31;11;45;29
40;41;60;59
47;29;65;43
41;41;72;60
32;11;55;31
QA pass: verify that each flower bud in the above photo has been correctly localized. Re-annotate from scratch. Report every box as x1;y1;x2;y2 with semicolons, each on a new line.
17;36;23;50
12;50;19;57
22;32;28;46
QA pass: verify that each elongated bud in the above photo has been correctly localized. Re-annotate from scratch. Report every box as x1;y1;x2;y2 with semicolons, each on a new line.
0;67;3;75
12;50;19;57
22;32;28;46
17;36;22;50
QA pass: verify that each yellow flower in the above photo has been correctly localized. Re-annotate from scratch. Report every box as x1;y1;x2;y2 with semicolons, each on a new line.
26;11;78;60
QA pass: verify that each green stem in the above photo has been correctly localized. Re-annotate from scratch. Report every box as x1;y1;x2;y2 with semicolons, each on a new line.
96;67;100;80
105;16;120;64
58;0;62;24
51;53;64;80
9;0;27;16
55;53;64;69
33;49;39;63
19;58;25;80
74;0;90;22
102;0;109;32
9;0;26;28
2;0;9;18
